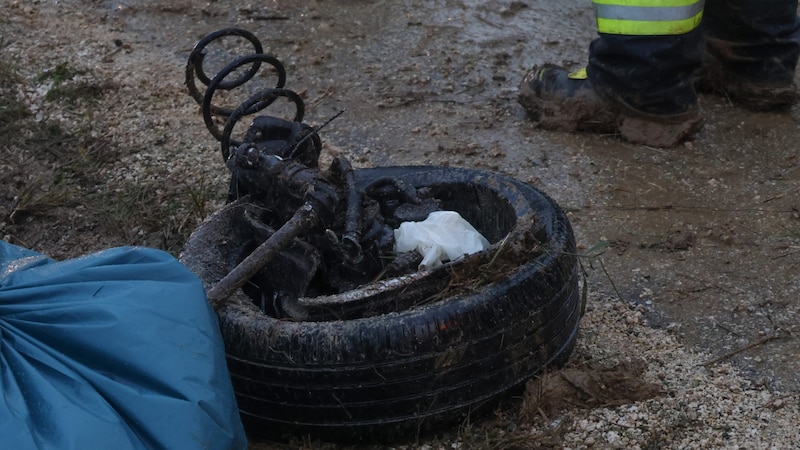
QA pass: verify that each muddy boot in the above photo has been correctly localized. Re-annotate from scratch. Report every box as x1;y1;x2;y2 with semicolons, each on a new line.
518;65;705;148
699;0;800;111
698;50;799;111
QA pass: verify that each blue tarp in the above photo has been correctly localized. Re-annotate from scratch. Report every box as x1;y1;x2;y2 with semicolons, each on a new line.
0;241;247;449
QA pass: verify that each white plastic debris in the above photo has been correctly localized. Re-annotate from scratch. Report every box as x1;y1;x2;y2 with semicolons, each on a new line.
394;210;490;270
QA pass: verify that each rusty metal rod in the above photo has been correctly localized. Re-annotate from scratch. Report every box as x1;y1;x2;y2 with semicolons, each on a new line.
207;202;319;310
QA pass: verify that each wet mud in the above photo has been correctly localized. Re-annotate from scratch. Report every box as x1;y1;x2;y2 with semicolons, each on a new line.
9;0;800;398
162;0;800;392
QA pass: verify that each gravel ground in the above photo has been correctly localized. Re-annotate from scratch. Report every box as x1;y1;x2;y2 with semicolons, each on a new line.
2;1;799;448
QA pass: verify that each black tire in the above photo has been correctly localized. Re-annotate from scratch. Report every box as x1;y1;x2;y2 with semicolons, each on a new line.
180;166;582;442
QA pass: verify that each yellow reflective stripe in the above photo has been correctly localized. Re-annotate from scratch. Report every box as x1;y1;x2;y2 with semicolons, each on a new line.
593;0;701;6
593;0;704;35
596;14;703;35
568;68;588;80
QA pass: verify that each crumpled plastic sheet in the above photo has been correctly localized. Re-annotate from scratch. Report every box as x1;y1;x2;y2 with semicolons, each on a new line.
394;210;490;270
0;241;247;450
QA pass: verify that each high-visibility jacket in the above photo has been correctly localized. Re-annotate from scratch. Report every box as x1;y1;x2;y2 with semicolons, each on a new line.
585;0;799;116
593;0;704;35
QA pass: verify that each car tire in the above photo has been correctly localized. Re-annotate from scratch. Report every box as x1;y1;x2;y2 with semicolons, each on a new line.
180;166;582;442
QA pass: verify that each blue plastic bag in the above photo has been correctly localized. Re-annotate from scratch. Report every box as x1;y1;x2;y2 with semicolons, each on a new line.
0;241;247;449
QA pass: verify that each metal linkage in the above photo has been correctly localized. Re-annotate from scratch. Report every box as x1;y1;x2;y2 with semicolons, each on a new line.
186;29;438;312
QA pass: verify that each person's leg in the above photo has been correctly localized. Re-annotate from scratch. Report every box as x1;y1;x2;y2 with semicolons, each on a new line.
588;32;704;117
701;0;800;109
519;0;706;147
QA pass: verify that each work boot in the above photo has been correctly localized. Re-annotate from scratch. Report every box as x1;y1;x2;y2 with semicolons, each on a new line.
699;0;800;111
518;65;705;148
697;51;798;111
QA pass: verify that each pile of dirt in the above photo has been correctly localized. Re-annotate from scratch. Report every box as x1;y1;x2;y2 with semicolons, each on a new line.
521;359;666;421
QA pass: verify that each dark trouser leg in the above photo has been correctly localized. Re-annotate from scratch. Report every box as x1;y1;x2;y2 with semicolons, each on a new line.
587;29;704;117
704;0;800;84
518;1;707;146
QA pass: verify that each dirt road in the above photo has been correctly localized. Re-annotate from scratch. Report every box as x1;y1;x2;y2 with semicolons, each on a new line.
2;0;798;447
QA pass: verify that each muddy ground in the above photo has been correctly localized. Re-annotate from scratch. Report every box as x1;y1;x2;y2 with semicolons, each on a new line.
2;0;799;448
